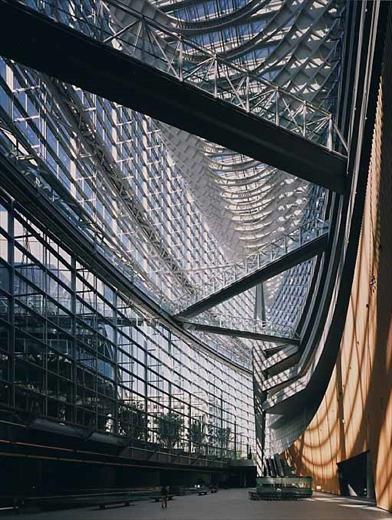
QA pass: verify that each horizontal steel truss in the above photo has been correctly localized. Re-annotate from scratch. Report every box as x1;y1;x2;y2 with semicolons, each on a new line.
0;0;347;192
176;233;328;319
170;223;326;314
179;319;299;345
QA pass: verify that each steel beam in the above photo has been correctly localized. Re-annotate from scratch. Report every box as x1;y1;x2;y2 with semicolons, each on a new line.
0;0;347;192
262;343;295;356
176;233;328;318
262;344;300;370
180;320;299;345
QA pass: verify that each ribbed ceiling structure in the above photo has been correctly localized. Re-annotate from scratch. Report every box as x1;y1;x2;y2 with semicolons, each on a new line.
0;0;346;369
111;0;345;328
112;0;345;262
156;0;343;109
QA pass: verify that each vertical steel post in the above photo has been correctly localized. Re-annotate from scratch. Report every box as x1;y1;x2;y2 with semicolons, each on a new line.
213;56;218;98
71;256;77;424
9;199;15;410
188;393;192;455
144;331;149;443
245;75;250;112
234;420;237;458
327;115;333;150
113;290;119;434
179;36;183;82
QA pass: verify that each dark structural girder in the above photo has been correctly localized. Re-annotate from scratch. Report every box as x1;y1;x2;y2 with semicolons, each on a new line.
179;320;299;345
263;344;299;358
0;0;347;192
176;233;328;319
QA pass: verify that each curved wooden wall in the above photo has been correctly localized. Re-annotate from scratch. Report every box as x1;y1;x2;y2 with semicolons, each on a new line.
286;25;392;512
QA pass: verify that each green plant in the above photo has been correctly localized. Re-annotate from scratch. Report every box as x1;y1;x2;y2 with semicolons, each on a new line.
216;426;231;449
156;411;183;448
189;419;206;451
209;425;231;450
118;401;147;441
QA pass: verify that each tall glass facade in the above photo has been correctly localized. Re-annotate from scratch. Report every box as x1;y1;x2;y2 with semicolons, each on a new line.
0;190;255;459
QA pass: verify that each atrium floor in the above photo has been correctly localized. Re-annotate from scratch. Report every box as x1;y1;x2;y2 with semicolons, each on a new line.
4;489;392;520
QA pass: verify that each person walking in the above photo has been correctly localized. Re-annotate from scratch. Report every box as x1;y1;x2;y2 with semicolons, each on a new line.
160;486;168;508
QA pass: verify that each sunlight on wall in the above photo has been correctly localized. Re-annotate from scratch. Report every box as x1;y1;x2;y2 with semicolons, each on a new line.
286;29;392;512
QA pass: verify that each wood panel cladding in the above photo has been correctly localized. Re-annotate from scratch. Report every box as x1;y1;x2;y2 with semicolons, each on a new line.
286;19;392;513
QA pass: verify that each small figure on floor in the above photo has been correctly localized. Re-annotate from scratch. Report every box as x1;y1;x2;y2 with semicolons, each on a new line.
160;486;169;508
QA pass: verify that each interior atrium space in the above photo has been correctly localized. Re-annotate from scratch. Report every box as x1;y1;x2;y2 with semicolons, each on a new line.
0;0;391;518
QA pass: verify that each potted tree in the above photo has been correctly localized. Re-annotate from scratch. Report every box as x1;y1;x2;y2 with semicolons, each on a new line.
118;401;147;444
156;412;183;449
209;425;231;458
189;419;206;454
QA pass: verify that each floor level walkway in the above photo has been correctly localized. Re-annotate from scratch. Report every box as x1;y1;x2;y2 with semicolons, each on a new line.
3;489;392;520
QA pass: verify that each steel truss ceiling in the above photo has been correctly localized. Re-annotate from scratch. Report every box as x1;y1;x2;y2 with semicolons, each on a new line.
115;0;346;359
0;0;348;383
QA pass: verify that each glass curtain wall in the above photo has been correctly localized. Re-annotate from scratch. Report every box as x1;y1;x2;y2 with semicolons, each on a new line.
0;179;255;461
0;0;258;464
0;53;252;368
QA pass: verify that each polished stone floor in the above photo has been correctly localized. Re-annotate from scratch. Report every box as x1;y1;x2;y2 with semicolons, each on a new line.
3;489;392;520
